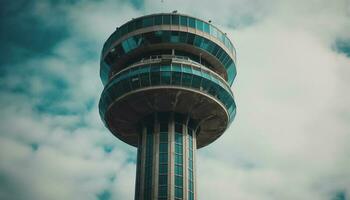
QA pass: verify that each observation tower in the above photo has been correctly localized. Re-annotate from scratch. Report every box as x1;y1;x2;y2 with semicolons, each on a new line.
99;13;237;200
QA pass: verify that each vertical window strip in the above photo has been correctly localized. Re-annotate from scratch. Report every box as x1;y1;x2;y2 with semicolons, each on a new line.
135;135;142;200
188;128;194;200
144;126;153;200
174;123;183;199
158;122;168;199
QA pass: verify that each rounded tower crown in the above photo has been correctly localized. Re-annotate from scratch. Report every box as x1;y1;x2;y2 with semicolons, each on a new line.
99;13;237;148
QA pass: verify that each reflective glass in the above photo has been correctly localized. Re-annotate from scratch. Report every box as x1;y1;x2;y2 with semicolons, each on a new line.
180;16;188;26
189;17;195;28
142;16;153;27
160;71;171;84
203;23;210;33
159;175;167;185
159;164;168;173
175;187;183;198
171;15;179;25
175;176;183;186
155;15;162;25
159;154;167;165
159;186;167;196
196;20;203;31
163;15;171;24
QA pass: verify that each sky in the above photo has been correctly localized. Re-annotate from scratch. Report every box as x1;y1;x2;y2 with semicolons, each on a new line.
0;0;350;200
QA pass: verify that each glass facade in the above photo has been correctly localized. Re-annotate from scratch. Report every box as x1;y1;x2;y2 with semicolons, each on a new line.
174;123;183;199
135;114;198;200
144;125;153;200
188;128;194;200
102;14;235;57
135;135;142;200
99;62;236;125
101;30;236;86
158;122;168;200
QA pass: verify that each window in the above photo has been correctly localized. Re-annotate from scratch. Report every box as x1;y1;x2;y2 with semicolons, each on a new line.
175;187;183;198
196;20;203;31
171;15;179;25
180;16;188;26
189;17;195;28
182;73;192;87
163;15;171;24
158;186;168;197
160;71;171;84
159;175;167;185
171;72;182;85
142;16;153;27
170;31;179;43
203;23;210;33
160;143;168;153
155;15;162;25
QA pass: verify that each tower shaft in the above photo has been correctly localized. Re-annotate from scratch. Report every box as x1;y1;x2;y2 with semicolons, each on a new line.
135;113;197;200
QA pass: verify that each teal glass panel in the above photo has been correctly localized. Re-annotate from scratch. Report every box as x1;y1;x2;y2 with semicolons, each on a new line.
189;17;195;28
159;164;168;173
179;32;187;43
120;25;127;35
158;186;168;197
160;71;171;84
171;15;179;25
203;22;210;33
140;73;150;87
128;21;135;32
175;165;183;175
211;26;218;37
155;15;162;25
159;143;167;152
135;19;142;29
171;72;182;85
170;31;179;43
142;16;153;27
175;144;183;154
196;19;204;31
151;72;160;85
160;65;171;71
189;180;193;191
175;187;183;198
181;73;192;87
121;40;130;52
163;15;171;24
180;16;188;26
159;175;167;185
159;153;168;163
194;35;203;47
182;65;192;73
175;176;183;186
175;154;182;164
191;76;201;89
172;64;182;72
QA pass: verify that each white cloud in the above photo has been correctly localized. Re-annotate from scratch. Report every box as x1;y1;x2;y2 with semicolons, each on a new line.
0;0;349;199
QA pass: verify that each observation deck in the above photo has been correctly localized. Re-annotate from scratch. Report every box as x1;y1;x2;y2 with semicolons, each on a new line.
99;13;237;148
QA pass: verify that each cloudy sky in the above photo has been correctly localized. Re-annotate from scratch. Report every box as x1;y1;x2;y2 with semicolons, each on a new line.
1;0;350;199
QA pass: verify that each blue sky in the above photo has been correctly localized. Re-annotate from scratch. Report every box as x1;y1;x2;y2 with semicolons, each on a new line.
0;0;350;200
